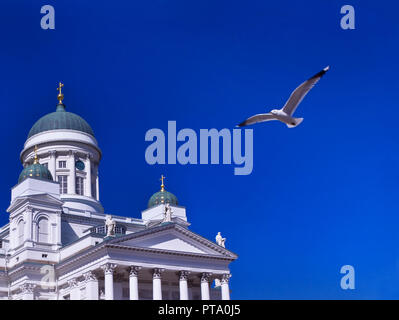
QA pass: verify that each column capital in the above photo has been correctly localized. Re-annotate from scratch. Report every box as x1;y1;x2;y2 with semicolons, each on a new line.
221;273;231;284
201;272;212;283
101;263;117;275
83;271;97;282
20;283;36;294
179;270;190;281
86;153;94;160
68;150;78;157
153;268;165;279
129;266;142;277
49;150;57;157
68;278;79;288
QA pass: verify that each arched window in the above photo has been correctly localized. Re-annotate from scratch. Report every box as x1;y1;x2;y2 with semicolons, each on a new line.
38;218;49;243
17;220;24;246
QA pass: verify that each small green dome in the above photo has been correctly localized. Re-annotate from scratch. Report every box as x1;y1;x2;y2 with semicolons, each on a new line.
148;188;178;208
28;104;94;139
18;163;53;183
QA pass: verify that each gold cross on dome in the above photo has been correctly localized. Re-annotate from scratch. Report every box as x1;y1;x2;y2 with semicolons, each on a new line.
57;82;64;104
57;81;64;93
160;175;165;191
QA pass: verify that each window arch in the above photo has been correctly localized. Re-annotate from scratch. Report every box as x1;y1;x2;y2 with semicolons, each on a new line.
17;220;24;246
37;217;49;243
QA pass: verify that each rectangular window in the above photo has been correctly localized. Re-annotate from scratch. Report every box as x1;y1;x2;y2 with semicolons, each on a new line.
58;161;66;168
76;177;84;195
58;175;67;194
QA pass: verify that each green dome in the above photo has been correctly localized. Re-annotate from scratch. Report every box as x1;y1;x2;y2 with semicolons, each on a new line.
148;188;178;208
28;104;94;139
18;163;53;183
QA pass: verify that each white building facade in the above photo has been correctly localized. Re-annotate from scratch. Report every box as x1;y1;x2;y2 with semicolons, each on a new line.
0;86;237;300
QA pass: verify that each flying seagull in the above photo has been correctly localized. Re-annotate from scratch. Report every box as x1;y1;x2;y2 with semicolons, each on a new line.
237;66;329;128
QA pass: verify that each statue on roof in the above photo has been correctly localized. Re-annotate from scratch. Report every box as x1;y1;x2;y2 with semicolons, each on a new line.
163;203;173;223
216;232;226;248
105;215;116;237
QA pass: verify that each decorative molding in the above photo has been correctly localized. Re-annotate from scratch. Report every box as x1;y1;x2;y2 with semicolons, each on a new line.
86;153;94;160
221;273;231;284
49;150;57;157
56;225;236;271
101;263;117;275
26;206;33;215
201;272;212;283
68;278;79;288
153;268;165;279
108;223;238;259
129;266;141;277
20;283;36;294
68;150;78;158
83;271;97;282
179;270;190;281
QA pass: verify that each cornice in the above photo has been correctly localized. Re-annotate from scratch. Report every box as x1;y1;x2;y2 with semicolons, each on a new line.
105;243;236;261
109;223;238;259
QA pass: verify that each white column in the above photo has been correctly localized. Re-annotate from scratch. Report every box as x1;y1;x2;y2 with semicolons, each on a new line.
24;207;33;246
101;263;116;300
152;268;164;300
84;271;99;300
129;266;141;300
68;279;80;300
200;273;211;300
85;153;92;197
20;284;36;300
179;271;190;300
96;173;100;201
221;274;231;300
55;210;62;249
49;150;56;180
67;151;76;194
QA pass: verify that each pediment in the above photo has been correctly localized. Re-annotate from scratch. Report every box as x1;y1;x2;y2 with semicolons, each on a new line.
121;232;207;254
108;223;237;259
7;193;63;212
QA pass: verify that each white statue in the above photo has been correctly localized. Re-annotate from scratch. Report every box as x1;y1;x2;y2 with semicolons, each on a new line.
163;203;173;223
105;215;116;236
216;232;226;248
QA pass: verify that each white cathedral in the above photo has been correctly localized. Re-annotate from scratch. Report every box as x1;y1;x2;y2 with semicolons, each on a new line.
0;84;237;300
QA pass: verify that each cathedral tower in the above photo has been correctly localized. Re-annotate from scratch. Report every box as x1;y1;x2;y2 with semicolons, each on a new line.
19;83;103;213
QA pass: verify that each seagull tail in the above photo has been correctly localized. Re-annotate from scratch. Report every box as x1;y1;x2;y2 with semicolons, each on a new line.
286;117;303;128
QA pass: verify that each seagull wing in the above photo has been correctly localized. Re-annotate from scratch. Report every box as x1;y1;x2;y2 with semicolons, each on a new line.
237;113;276;127
282;66;329;116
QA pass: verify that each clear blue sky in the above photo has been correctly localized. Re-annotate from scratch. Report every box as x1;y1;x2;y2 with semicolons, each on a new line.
0;0;398;299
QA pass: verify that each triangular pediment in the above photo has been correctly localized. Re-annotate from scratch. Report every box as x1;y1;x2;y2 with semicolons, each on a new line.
7;193;63;212
108;223;237;259
122;232;207;254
